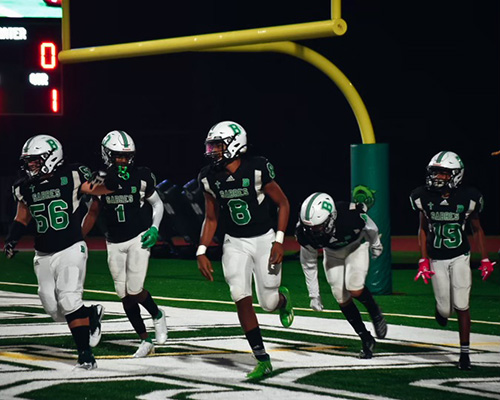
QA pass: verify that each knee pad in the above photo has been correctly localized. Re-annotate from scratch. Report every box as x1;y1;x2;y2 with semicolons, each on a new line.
114;280;126;298
59;292;84;316
229;284;251;303
258;289;279;312
332;286;351;305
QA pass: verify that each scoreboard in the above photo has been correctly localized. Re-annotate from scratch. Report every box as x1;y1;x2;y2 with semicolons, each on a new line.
0;19;62;115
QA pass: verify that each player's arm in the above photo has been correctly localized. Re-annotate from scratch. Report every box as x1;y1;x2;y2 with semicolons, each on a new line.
80;180;115;196
4;202;31;259
470;212;495;280
264;180;290;265
362;213;383;258
415;212;434;283
141;190;164;248
197;192;220;281
82;197;100;238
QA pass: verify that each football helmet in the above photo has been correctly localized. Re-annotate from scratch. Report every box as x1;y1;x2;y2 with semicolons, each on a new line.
426;151;464;190
299;192;337;240
101;130;136;167
20;134;63;179
204;121;247;166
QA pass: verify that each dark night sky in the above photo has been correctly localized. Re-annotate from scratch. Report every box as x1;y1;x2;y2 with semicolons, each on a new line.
1;0;498;236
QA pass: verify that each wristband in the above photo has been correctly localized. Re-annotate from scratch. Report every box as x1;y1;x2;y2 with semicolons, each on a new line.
196;245;207;256
275;231;285;244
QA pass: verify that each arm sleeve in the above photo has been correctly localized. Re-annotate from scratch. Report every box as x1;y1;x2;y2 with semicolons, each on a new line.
362;213;381;246
146;190;164;230
299;245;321;298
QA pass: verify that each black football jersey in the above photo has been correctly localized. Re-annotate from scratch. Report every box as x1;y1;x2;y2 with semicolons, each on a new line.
99;166;156;243
13;163;92;253
296;201;366;250
409;185;483;260
198;156;277;238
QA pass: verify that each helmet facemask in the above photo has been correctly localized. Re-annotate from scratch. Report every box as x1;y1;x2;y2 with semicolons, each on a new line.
305;213;336;242
204;121;248;168
426;166;463;191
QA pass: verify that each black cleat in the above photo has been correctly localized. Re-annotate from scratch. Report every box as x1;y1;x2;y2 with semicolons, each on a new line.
458;353;472;370
372;312;387;339
435;308;448;327
359;332;376;359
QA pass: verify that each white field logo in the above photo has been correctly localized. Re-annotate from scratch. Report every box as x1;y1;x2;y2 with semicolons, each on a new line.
0;290;499;399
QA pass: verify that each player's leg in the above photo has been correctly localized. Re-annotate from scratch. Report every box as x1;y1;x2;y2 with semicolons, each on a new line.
344;242;387;339
222;234;272;379
430;259;453;326
54;242;96;369
34;253;66;322
451;253;472;370
253;230;293;328
127;234;168;345
324;247;375;359
108;239;152;357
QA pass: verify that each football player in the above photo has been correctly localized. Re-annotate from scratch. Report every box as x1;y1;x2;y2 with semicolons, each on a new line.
410;151;494;370
196;121;292;380
295;192;387;359
82;130;167;358
3;134;111;370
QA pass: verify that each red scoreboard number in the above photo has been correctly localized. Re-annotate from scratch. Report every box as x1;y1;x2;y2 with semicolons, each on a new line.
0;19;62;115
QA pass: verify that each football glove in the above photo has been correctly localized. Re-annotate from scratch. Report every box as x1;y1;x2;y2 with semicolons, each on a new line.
310;296;323;312
141;226;159;248
479;258;496;281
370;239;383;259
89;170;107;187
4;241;18;259
415;258;434;284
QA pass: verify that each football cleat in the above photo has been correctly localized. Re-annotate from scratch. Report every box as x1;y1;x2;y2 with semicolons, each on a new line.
359;332;376;359
372;310;388;339
89;304;105;347
133;340;155;358
435;308;448;327
246;359;273;380
153;308;168;344
278;286;294;328
73;349;97;370
458;353;472;370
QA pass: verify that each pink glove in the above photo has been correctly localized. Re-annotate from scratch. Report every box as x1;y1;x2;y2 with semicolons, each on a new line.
479;258;496;281
415;258;435;284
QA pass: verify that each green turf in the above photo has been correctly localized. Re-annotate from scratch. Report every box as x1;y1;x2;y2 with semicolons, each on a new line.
1;251;499;337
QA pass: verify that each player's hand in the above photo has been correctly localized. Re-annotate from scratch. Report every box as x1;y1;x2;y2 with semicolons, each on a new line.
415;258;434;284
269;242;284;265
370;239;383;259
310;296;323;312
4;241;18;259
141;226;158;248
89;170;107;188
197;254;214;281
479;258;496;281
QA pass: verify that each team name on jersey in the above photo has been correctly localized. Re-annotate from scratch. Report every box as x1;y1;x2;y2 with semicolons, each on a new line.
105;194;134;204
32;189;61;202
430;211;460;221
219;188;249;199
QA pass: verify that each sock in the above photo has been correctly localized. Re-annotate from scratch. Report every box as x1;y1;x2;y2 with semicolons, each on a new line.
460;342;470;355
245;327;269;362
65;306;91;352
355;287;380;319
137;290;160;319
122;296;147;336
340;301;369;336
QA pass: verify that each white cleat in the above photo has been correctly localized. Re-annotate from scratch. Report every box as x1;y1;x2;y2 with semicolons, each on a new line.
133;340;155;358
89;304;105;348
153;308;168;344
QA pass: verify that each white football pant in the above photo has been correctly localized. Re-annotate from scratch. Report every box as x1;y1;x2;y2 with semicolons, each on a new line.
34;241;88;322
106;231;150;298
431;253;471;317
222;229;281;312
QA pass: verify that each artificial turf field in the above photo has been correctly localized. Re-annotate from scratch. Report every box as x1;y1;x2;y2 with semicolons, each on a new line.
0;248;499;399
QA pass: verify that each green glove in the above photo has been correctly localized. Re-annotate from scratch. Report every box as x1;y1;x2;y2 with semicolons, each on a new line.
141;226;158;248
